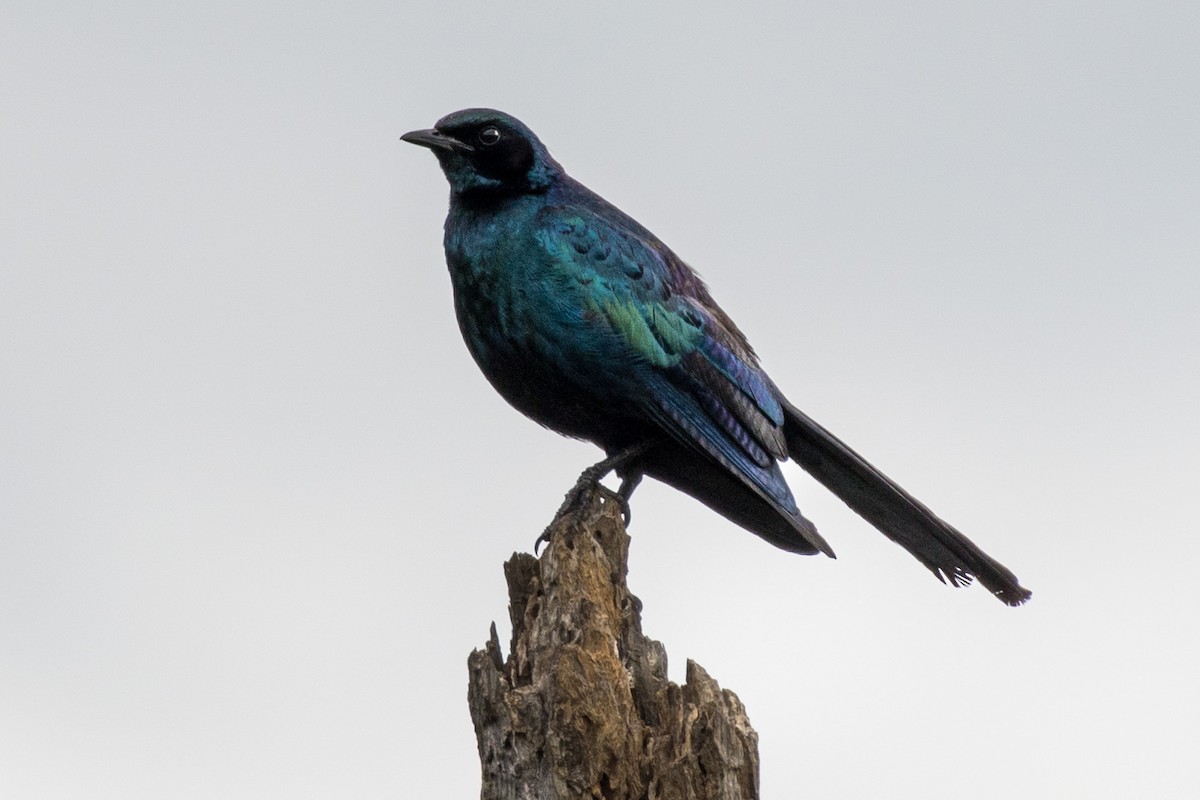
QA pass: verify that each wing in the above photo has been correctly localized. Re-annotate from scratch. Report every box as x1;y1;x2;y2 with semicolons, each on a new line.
536;205;833;557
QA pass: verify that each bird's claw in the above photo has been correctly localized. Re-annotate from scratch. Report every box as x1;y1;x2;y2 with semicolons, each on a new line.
534;463;604;553
533;443;653;554
616;472;643;526
613;493;632;526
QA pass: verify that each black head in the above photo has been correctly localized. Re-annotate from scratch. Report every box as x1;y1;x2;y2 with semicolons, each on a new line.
401;108;562;198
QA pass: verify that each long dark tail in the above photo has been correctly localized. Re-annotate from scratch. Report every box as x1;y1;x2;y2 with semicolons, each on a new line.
781;401;1031;606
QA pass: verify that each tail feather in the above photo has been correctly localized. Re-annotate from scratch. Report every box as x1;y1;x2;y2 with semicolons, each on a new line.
780;401;1031;606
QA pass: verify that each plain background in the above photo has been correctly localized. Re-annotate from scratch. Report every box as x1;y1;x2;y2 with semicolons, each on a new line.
2;2;1197;797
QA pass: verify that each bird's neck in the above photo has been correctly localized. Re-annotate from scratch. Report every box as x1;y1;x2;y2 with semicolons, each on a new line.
448;170;556;211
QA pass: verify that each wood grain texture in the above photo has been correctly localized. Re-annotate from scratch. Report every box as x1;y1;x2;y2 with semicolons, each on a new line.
467;486;759;800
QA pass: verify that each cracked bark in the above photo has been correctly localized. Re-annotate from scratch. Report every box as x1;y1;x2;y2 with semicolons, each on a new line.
467;486;760;800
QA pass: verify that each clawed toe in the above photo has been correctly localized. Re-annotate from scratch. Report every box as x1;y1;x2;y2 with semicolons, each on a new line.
534;443;654;553
616;472;643;526
533;526;553;554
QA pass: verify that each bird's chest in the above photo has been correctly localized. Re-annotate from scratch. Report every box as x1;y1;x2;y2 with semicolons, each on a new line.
442;206;605;434
444;210;554;362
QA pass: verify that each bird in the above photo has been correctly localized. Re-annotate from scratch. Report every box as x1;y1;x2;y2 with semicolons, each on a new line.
401;108;1031;606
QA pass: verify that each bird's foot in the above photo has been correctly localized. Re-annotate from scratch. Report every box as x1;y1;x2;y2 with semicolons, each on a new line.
534;466;604;553
534;443;653;554
615;472;643;526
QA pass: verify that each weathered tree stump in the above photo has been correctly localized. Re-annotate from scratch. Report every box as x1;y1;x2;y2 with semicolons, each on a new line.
467;485;760;800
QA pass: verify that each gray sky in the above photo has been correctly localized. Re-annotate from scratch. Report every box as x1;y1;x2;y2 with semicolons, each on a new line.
2;1;1197;797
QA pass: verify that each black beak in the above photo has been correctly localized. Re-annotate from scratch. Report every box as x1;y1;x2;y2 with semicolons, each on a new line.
400;128;474;153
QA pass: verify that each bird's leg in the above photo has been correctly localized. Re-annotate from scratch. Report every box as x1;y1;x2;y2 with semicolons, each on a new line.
534;442;653;553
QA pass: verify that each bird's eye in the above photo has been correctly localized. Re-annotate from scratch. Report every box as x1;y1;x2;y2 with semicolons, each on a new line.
478;127;502;146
